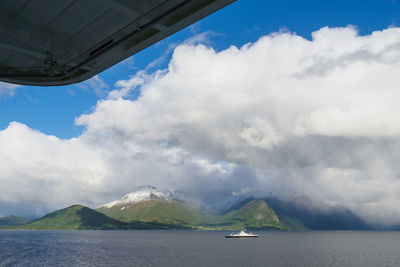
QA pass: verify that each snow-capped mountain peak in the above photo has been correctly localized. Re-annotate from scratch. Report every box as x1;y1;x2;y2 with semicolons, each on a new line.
98;186;183;208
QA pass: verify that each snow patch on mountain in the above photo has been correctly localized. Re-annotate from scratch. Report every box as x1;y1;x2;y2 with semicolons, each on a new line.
98;186;185;208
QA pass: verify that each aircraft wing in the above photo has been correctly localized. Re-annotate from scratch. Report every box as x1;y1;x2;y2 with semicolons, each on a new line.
0;0;235;86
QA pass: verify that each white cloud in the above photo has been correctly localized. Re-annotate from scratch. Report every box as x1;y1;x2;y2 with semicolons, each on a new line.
144;31;218;72
2;27;400;225
76;75;109;97
239;118;283;148
0;82;20;96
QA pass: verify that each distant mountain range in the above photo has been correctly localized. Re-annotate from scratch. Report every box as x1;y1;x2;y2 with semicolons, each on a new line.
263;196;370;230
0;186;372;230
0;215;31;226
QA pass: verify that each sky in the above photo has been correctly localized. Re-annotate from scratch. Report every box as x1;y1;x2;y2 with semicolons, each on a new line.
1;0;400;225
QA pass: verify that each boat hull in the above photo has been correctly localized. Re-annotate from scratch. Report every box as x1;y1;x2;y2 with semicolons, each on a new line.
225;238;260;240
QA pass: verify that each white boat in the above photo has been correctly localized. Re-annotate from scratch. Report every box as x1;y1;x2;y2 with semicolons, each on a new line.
225;229;258;238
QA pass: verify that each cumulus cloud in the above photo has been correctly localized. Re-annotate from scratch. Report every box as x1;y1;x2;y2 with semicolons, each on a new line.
144;31;218;72
0;122;109;216
1;26;400;225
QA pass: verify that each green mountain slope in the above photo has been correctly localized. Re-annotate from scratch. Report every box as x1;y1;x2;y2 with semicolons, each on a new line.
0;215;31;225
0;195;370;231
97;198;288;230
222;198;308;230
214;199;287;230
96;199;210;228
19;205;131;230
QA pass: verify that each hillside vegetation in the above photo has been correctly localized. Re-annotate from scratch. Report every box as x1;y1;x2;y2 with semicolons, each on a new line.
2;192;370;230
18;205;130;230
97;199;211;228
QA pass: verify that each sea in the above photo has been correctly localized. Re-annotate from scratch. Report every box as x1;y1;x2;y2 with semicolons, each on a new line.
0;230;399;266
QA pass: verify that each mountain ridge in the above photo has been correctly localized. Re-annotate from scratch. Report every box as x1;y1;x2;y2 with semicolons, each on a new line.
18;205;130;230
98;185;186;209
264;196;371;230
0;186;372;230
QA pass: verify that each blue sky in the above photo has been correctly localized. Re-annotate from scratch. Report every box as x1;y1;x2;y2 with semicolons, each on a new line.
1;0;399;139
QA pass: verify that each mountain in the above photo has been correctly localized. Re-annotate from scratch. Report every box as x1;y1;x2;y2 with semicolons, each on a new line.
217;199;286;230
218;196;370;230
0;215;31;226
264;196;371;230
19;205;131;230
96;186;369;230
1;186;372;231
97;188;288;230
96;186;209;228
98;186;186;208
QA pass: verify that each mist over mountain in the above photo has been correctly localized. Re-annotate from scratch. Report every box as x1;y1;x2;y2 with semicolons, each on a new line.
217;195;370;230
98;185;187;208
266;196;370;230
0;215;31;226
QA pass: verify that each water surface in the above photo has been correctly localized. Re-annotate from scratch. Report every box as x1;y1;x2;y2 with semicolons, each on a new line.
1;230;399;266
